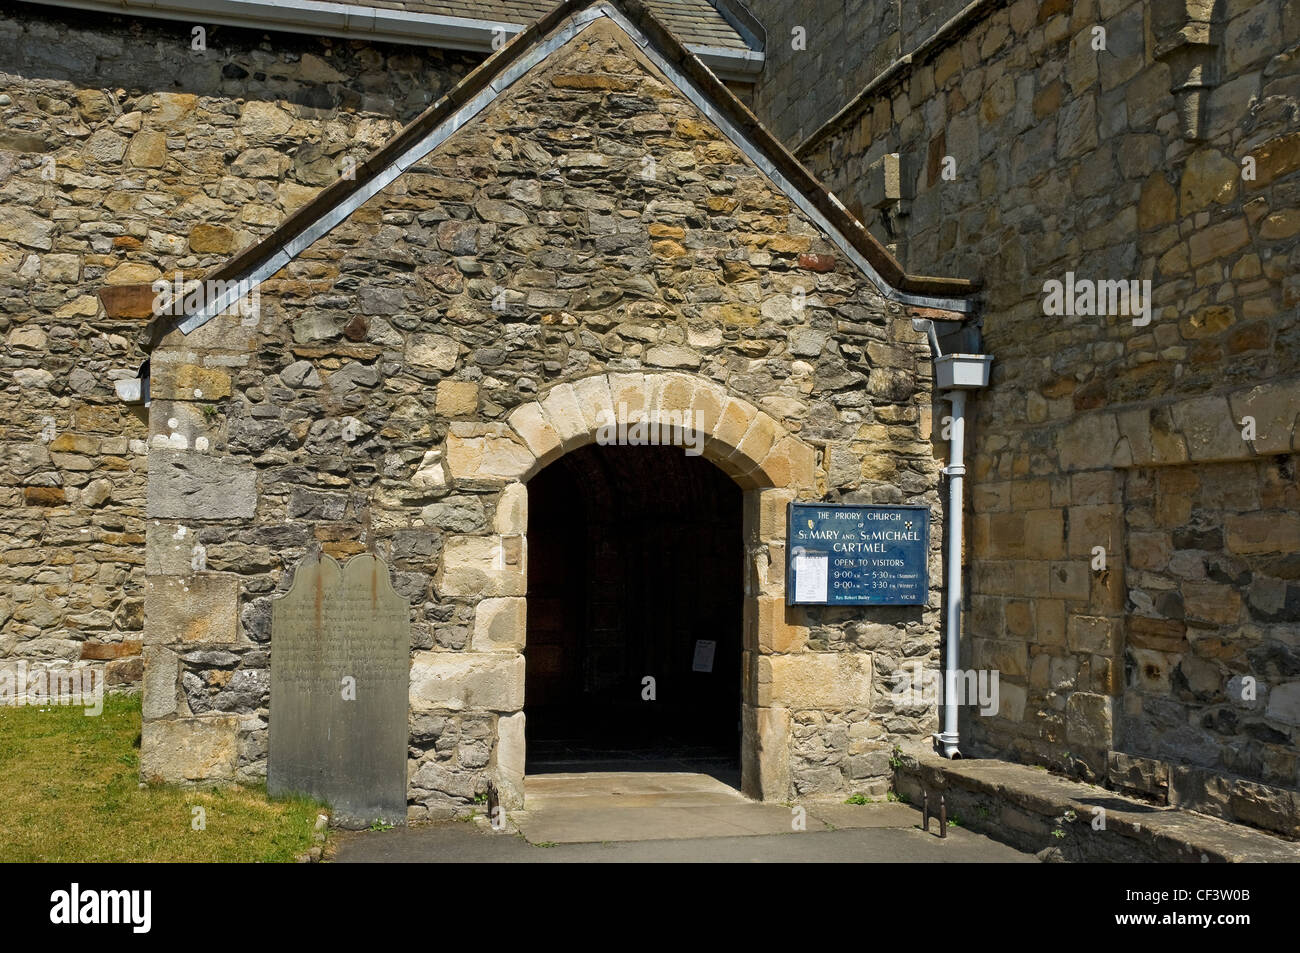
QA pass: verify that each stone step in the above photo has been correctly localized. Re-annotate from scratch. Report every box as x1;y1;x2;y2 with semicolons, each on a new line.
894;749;1300;863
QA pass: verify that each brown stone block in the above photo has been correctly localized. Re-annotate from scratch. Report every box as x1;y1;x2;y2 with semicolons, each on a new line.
745;487;795;543
446;426;535;484
1035;599;1066;646
1138;173;1176;230
539;383;590;450
1005;600;1034;637
550;72;639;91
472;597;526;651
80;639;143;660
712;398;757;453
1091;654;1121;694
106;656;144;686
1067;503;1122;558
973;637;1028;678
1188;217;1250;267
1065;692;1113;749
48;433;99;454
98;283;157;319
1023;508;1065;559
1155;469;1198;526
23;487;70;506
1050;560;1091;601
985;511;1025;557
741;704;791;801
189;224;237;254
1091;568;1127;614
435;379;479;417
1013;560;1052;598
410;651;524;713
436;535;526;598
1226;512;1300;554
1182;582;1243;625
1010;478;1051;509
758;435;815;491
1129;531;1172;570
150;363;232;402
1128;615;1189;654
732;412;781;472
798;253;836;272
322;540;366;559
1246;131;1300;189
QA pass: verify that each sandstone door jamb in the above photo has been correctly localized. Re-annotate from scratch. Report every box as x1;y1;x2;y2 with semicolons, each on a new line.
436;372;819;804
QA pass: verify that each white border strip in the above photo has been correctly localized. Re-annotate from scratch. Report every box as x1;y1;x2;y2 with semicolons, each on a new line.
180;2;971;332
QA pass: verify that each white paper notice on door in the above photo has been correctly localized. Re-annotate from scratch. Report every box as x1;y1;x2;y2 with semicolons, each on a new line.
692;639;716;673
793;551;828;603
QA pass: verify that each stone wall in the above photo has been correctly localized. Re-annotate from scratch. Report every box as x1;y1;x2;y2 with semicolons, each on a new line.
794;0;1300;833
743;0;900;148
138;16;953;815
742;0;975;148
0;5;479;691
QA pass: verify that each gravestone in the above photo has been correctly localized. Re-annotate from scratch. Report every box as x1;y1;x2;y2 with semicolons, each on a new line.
268;553;409;828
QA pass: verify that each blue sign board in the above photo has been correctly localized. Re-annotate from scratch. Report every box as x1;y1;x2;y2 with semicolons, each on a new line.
786;503;930;606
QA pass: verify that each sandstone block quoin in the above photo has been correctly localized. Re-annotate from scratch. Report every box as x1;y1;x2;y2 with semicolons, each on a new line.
144;575;240;646
409;652;525;713
140;716;241;783
756;653;874;709
147;450;257;520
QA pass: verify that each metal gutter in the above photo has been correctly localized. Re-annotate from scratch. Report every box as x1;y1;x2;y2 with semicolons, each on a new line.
706;0;764;53
16;0;763;75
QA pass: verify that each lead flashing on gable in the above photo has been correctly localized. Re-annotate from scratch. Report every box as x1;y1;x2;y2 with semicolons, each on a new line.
166;0;975;342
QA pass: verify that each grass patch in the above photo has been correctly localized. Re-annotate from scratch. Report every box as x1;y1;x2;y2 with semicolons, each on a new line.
0;694;325;862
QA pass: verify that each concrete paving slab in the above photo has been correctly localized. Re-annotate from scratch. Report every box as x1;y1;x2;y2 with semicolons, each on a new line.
504;773;964;845
515;803;801;843
516;771;802;842
525;771;746;799
332;820;1037;863
807;802;927;830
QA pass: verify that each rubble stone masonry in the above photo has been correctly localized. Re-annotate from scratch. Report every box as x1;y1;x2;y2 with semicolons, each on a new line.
0;7;478;693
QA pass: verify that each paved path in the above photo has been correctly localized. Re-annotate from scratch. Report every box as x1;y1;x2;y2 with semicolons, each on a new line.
333;772;1035;863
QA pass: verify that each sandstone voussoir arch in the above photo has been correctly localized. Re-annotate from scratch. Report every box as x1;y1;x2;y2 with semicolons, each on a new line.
444;372;817;491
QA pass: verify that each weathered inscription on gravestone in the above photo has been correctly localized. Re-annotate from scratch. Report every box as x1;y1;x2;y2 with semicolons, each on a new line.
269;553;409;828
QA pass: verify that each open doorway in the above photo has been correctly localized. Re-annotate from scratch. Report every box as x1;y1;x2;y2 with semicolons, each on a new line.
524;443;743;782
